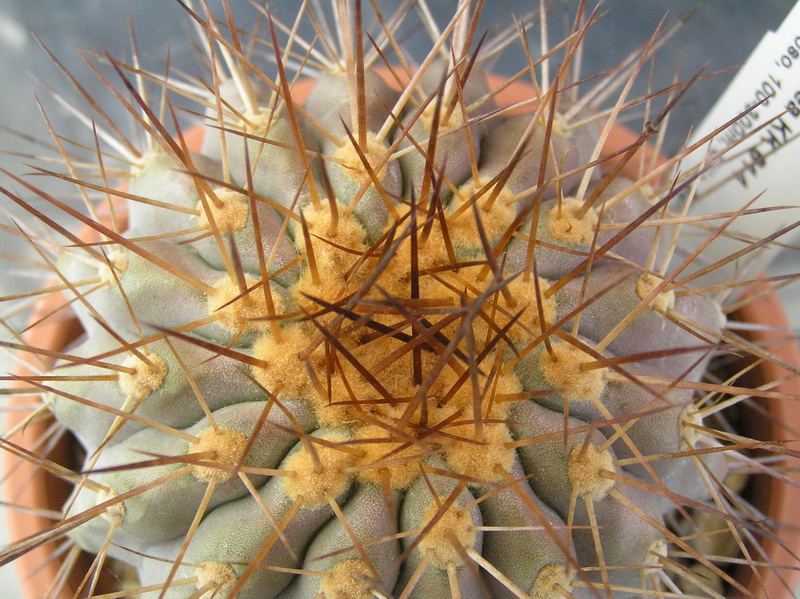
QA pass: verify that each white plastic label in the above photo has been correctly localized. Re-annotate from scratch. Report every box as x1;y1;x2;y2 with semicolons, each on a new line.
682;2;800;287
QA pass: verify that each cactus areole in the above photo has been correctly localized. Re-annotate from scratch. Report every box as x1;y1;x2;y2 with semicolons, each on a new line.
3;3;800;599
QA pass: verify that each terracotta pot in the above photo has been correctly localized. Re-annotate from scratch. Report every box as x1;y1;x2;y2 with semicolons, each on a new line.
4;77;799;599
734;290;800;598
5;304;85;598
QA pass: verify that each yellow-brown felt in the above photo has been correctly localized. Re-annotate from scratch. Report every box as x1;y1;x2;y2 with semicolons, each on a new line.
643;538;668;572
332;132;390;185
190;427;249;483
252;324;318;398
352;424;424;490
635;272;675;314
118;349;168;401
529;563;574;599
240;109;273;137
478;275;556;342
318;559;374;599
547;198;599;246
445;422;514;482
284;435;354;508
207;273;278;333
679;405;703;448
538;342;606;402
296;204;366;252
375;219;450;300
567;443;615;500
97;246;129;285
96;487;126;523
418;500;477;568
420;99;464;132
449;179;517;247
291;204;367;313
196;562;237;599
440;360;518;420
196;187;249;235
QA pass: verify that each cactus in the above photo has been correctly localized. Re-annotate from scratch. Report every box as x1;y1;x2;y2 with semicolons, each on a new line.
2;2;799;599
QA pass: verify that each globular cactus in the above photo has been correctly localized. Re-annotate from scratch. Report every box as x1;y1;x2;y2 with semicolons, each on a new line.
2;2;799;599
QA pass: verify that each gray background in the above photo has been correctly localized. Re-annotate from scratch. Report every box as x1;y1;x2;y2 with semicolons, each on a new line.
0;1;796;597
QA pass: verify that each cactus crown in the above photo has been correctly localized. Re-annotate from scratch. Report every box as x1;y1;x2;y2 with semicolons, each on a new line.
1;2;798;599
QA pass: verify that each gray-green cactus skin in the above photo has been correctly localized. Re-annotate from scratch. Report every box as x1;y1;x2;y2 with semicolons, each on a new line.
25;4;745;599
